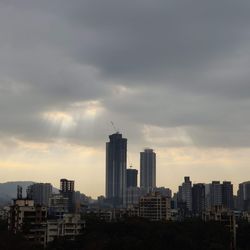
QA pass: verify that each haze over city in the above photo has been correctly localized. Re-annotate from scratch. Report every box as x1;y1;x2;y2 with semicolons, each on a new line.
1;0;250;198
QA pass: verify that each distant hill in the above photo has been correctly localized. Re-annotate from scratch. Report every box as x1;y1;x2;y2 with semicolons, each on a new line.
0;181;59;206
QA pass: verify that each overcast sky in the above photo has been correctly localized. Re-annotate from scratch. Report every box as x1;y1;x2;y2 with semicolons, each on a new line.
1;0;250;196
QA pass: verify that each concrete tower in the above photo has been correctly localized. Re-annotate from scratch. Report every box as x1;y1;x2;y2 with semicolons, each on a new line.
106;133;127;207
140;148;156;193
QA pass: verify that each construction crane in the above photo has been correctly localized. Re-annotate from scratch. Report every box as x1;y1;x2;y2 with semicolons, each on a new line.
110;121;119;134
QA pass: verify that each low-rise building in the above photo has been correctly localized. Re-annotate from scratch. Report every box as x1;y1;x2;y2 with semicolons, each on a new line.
139;192;171;221
8;199;47;246
202;205;234;224
153;187;172;198
0;206;9;221
47;214;85;243
202;205;237;250
48;194;69;219
127;187;147;207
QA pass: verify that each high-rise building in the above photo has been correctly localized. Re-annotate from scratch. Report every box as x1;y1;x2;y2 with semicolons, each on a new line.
106;133;127;207
126;168;138;188
27;183;52;206
60;179;75;213
180;176;192;212
192;183;205;216
222;181;234;210
204;184;211;210
140;148;156;193
60;179;74;192
210;181;222;208
237;181;250;211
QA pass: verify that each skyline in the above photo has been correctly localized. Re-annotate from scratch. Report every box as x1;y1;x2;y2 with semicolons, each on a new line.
1;133;249;197
1;1;250;197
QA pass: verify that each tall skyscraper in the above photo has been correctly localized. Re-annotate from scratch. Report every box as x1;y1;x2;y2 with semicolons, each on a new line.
106;133;127;207
222;181;234;210
126;168;138;188
180;176;192;212
192;183;205;216
140;148;156;193
210;181;222;208
237;181;250;211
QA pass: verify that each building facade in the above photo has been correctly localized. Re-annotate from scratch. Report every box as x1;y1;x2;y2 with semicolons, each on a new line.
60;179;75;213
27;183;52;206
222;181;234;210
48;194;69;219
237;181;250;211
47;214;85;243
210;181;222;208
180;177;192;212
106;133;127;207
140;149;156;193
153;187;172;198
8;199;47;246
126;168;138;188
139;192;171;221
192;183;205;216
126;187;147;207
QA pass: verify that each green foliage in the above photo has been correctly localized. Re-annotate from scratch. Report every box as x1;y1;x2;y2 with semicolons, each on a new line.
46;218;233;250
0;219;43;250
0;219;8;231
0;231;43;250
236;220;250;250
2;218;250;249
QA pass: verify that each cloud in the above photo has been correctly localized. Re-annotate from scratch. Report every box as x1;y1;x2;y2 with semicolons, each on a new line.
0;0;250;148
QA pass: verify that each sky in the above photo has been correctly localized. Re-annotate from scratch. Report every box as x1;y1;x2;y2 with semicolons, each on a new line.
1;0;250;197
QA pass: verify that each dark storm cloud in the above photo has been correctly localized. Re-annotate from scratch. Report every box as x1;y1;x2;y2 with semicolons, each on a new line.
0;0;250;147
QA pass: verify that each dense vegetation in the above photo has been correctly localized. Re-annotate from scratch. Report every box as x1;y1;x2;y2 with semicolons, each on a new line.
237;221;250;250
2;218;250;249
0;220;43;250
47;218;232;250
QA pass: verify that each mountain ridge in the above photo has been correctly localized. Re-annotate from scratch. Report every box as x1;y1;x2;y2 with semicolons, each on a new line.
0;181;59;206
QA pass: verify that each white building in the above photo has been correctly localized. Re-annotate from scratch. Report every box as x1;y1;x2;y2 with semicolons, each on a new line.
47;214;85;243
48;194;69;219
